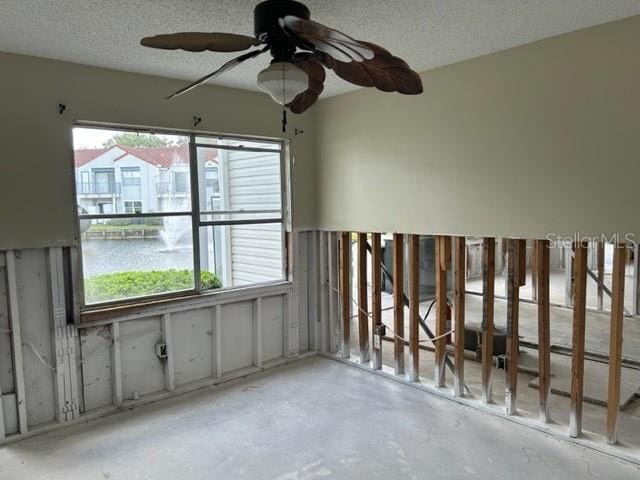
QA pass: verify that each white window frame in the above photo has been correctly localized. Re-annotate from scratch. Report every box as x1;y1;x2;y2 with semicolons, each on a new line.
73;123;290;310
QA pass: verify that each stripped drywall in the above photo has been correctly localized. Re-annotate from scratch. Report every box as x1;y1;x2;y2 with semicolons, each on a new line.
0;231;316;443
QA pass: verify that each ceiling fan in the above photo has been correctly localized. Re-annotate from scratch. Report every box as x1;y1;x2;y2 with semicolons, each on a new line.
141;0;422;122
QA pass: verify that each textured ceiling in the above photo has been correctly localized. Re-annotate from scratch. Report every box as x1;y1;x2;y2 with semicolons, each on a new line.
2;1;640;97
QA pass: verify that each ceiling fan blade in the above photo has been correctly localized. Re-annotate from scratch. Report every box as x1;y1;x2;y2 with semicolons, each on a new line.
165;46;269;100
279;16;374;63
287;53;326;114
141;32;260;53
316;42;423;95
362;42;423;95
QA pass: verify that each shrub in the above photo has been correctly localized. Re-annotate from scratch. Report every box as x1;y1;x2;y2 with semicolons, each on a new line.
85;269;222;303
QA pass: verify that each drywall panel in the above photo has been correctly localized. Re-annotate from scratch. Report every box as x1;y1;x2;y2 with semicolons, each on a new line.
220;302;253;374
120;318;164;399
261;295;285;363
0;51;316;251
1;393;17;435
14;250;56;427
314;16;640;239
171;309;214;386
79;325;112;411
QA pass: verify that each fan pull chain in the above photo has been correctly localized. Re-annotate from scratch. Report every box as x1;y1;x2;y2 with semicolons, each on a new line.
282;108;287;133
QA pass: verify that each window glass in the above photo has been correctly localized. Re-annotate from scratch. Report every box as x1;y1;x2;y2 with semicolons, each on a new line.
80;216;195;303
199;223;283;289
197;146;282;223
73;127;190;215
74;126;285;307
121;167;141;187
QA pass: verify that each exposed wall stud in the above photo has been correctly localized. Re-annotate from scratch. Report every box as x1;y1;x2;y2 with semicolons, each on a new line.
162;313;175;392
518;239;527;287
393;233;405;375
319;231;329;352
253;298;263;368
569;241;588;437
481;238;496;404
408;234;420;382
597;242;605;311
536;239;551;422
607;243;626;445
633;243;640;316
339;232;351;359
435;235;451;387
357;233;370;363
215;304;223;378
505;239;520;415
371;233;383;370
111;321;123;406
453;236;466;397
328;232;339;353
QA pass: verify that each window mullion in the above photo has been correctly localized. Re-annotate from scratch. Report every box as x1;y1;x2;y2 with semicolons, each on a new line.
189;134;202;293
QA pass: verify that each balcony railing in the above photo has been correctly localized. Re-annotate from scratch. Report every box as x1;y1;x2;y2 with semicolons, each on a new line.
76;181;121;195
156;182;189;196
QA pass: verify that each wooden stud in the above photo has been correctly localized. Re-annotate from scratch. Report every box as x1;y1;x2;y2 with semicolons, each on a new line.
111;321;123;406
569;241;588;437
253;298;263;368
633;243;640;316
505;239;520;415
357;233;370;364
328;232;339;353
481;238;496;404
408;234;420;382
607;243;627;445
518;239;527;287
453;236;466;397
371;233;383;370
319;231;328;352
597;242;605;311
162;313;175;392
435;235;451;387
536;239;551;422
339;232;351;359
531;241;538;301
393;233;405;375
214;305;223;378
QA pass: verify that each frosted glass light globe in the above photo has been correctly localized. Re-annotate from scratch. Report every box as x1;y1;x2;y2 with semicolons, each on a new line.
257;61;309;105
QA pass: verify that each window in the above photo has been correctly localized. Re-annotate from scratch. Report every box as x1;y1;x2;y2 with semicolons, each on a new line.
173;171;189;194
73;126;286;306
121;167;141;187
124;201;142;214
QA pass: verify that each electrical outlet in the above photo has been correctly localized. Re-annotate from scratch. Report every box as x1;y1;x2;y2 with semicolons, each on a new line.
155;342;168;359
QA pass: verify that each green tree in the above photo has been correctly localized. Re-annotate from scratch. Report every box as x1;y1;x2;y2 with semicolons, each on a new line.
103;132;184;148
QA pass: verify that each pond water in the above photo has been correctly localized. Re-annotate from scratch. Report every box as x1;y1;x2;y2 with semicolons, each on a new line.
81;239;193;277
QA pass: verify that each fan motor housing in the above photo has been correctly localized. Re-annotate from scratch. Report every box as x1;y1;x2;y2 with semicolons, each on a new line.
254;0;310;42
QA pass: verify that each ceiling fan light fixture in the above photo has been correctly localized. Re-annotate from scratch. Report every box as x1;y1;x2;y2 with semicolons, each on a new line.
257;61;309;106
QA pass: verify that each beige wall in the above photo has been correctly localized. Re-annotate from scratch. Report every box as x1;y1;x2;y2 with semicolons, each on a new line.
314;15;640;240
0;52;316;250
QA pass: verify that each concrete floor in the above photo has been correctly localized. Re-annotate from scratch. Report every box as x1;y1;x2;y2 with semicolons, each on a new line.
1;356;639;480
361;288;640;451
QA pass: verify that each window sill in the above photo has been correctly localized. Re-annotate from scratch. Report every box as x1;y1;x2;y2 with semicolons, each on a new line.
79;281;293;326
